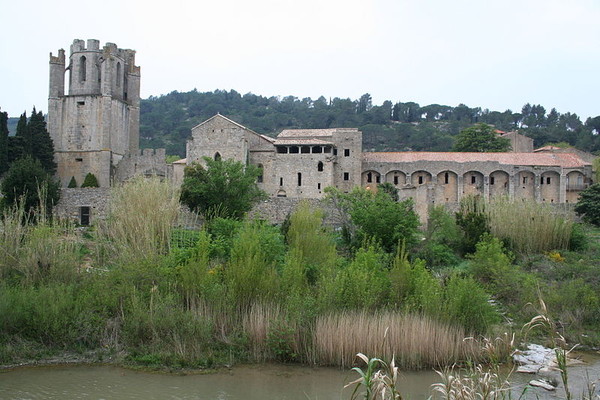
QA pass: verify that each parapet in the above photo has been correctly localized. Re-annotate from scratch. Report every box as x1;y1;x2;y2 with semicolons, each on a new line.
49;49;65;64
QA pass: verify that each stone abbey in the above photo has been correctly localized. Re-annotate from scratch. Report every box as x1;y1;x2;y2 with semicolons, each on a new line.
50;39;594;224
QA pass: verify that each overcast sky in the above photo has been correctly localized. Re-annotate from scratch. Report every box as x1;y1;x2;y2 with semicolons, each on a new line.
1;0;599;120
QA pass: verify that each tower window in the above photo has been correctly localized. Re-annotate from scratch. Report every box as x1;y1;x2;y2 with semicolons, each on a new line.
116;62;121;88
344;149;350;157
317;161;324;172
343;172;349;181
297;172;302;186
280;177;283;186
79;56;86;82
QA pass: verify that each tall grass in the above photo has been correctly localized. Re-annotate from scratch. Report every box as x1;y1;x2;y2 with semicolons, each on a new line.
487;197;573;254
97;176;180;263
313;311;479;369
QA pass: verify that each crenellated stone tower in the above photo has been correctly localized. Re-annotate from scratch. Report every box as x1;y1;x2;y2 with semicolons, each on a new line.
48;39;140;187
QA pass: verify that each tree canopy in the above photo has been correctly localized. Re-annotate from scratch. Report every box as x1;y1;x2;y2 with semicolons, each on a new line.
179;157;266;220
575;184;600;226
452;123;511;152
0;156;60;214
326;186;420;252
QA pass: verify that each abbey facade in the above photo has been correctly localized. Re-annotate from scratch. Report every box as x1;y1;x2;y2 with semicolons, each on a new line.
50;39;594;224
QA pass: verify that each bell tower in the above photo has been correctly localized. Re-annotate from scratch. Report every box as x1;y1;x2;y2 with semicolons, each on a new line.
48;39;140;187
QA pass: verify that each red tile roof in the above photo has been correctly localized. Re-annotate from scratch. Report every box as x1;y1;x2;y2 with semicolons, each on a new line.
278;128;358;138
363;152;590;168
274;138;333;146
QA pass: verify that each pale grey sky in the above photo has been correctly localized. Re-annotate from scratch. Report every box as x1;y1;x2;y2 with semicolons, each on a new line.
1;0;599;120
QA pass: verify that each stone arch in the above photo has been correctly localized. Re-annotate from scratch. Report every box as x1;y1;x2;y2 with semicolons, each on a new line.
362;170;381;189
515;170;535;200
566;171;586;203
489;170;509;199
540;171;560;203
463;171;484;196
385;170;406;187
436;170;458;203
277;189;287;197
317;161;324;172
411;170;432;186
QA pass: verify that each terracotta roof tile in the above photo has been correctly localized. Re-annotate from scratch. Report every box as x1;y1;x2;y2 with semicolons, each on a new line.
274;138;333;146
277;128;358;138
363;152;590;168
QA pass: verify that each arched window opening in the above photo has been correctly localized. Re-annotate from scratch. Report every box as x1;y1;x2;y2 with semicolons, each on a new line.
214;152;221;161
317;161;324;172
79;56;87;82
116;62;121;87
97;63;101;83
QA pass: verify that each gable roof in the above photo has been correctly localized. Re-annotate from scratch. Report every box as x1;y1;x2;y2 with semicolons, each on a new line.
191;114;273;145
277;127;358;138
363;152;590;168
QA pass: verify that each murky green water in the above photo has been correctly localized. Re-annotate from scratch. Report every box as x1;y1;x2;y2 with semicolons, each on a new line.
1;359;600;399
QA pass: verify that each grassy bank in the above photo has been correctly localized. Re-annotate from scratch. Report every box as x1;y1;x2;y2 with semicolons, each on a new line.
1;178;599;371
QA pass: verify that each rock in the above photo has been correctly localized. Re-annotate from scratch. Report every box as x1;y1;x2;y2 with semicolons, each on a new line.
529;379;556;391
516;365;539;374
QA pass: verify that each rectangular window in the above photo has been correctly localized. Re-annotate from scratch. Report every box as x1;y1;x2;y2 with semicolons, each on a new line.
547;177;551;184
80;206;90;226
541;177;544;185
471;176;476;184
376;175;380;183
523;177;528;184
297;173;302;186
343;172;349;181
333;148;338;156
279;177;283;186
490;177;495;185
344;149;350;157
75;158;83;162
393;176;399;185
418;176;423;184
318;183;321;190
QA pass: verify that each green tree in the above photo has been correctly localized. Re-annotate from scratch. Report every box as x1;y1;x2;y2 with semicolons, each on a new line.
574;184;600;226
180;157;266;220
0;109;8;175
326;186;420;252
67;176;77;188
27;108;57;174
452;123;511;152
81;173;99;188
0;156;60;214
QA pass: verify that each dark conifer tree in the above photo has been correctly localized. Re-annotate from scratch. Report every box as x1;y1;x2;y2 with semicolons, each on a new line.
28;108;56;174
0;109;8;175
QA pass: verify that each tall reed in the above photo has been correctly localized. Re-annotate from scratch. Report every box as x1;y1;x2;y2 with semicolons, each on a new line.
97;176;180;263
313;310;479;369
487;197;573;254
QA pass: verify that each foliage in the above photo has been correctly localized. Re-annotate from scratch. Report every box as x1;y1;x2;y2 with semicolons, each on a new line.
0;156;60;214
574;183;600;226
139;90;600;156
453;123;511;152
487;197;573;254
81;173;99;188
67;176;77;188
455;196;489;255
417;206;461;268
0;109;8;175
180;157;266;220
325;186;420;253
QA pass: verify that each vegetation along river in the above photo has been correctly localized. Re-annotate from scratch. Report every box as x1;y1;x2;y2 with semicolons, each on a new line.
2;358;600;399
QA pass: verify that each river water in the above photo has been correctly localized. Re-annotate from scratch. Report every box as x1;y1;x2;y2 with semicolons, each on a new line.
1;359;600;399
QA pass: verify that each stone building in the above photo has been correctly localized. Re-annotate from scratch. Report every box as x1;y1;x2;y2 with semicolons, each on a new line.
50;39;167;224
181;114;594;222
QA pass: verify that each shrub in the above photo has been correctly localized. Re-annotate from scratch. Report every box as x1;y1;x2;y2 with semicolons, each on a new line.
81;173;99;188
67;176;77;188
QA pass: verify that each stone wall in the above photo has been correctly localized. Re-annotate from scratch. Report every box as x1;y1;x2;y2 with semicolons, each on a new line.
54;188;111;224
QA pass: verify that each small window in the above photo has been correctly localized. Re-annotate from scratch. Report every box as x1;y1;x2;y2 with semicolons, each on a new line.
280;177;283;186
333;148;338;156
277;147;287;154
418;176;423;185
301;146;310;154
471;176;476;184
490;177;495;185
523;176;528;184
312;146;322;154
376;175;380;183
393;175;399;185
343;172;349;181
79;56;86;82
444;172;449;184
324;146;331;154
367;172;372;183
540;177;544;185
318;183;321;190
77;101;85;106
547;177;551;184
297;172;302;186
344;149;350;157
214;152;221;161
75;158;83;162
290;146;299;154
116;62;121;87
317;161;324;172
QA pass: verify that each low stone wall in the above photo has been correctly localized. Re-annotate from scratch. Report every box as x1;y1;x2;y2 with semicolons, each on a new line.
54;188;111;224
249;197;343;226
